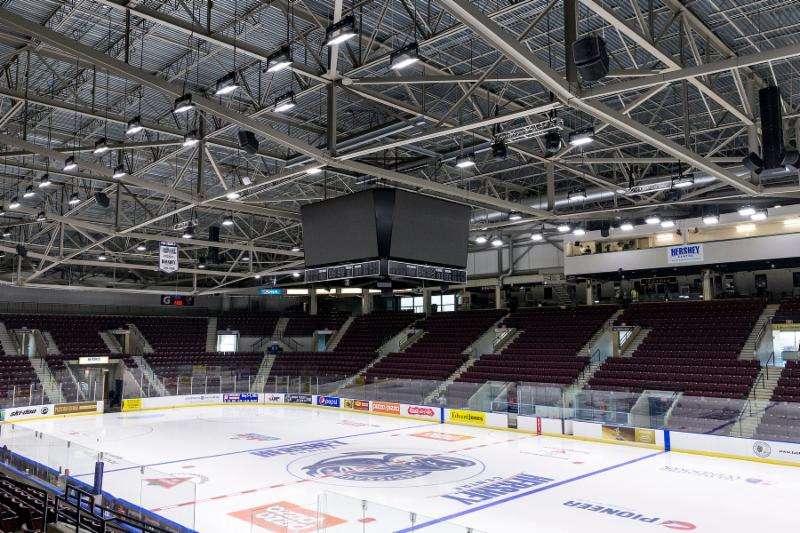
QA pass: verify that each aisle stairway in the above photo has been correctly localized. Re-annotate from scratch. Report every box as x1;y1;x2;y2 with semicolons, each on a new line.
563;359;605;405
42;332;60;355
133;355;168;396
250;354;277;392
99;331;122;354
578;309;622;357
735;365;782;438
740;304;779;359
622;328;651;357
206;317;218;352
28;356;65;404
326;316;355;351
552;284;573;305
0;321;18;355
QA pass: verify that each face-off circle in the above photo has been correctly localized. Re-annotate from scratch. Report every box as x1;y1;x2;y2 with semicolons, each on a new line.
286;447;486;488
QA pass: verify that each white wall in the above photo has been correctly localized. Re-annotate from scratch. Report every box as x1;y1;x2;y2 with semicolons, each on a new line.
467;242;564;278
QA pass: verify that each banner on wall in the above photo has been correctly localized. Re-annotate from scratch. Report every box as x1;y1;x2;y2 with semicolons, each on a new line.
370;401;400;415
122;398;142;412
601;425;656;444
285;394;313;404
449;409;486;426
54;402;98;415
343;399;369;411
666;244;704;264
158;241;179;273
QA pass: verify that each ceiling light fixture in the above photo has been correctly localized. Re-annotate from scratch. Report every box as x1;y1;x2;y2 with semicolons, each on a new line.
750;209;768;221
568;188;587;201
93;137;110;155
274;91;297;113
475;235;488;244
183;130;200;147
389;42;421;70
112;164;127;180
645;215;661;225
9;197;20;209
306;166;324;175
292;271;301;278
491;236;504;247
702;214;719;225
660;219;675;228
455;153;476;168
68;193;80;206
557;223;571;233
620;221;634;231
568;126;595;147
1;228;10;238
291;246;301;252
98;254;107;261
738;205;756;217
222;215;234;227
530;232;544;241
23;186;35;198
136;244;147;252
182;226;195;239
38;174;52;188
225;190;241;201
572;227;586;236
672;175;694;189
265;46;293;72
62;156;77;172
324;15;357;46
126;116;143;135
36;211;46;222
173;94;195;113
509;212;522;221
214;72;240;96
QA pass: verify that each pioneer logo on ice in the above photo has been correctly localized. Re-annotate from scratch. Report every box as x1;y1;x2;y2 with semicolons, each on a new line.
407;406;435;417
563;500;696;530
229;501;345;532
302;451;477;482
442;473;553;505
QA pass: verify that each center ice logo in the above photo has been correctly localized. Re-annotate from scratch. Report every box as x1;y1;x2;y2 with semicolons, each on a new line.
303;451;476;482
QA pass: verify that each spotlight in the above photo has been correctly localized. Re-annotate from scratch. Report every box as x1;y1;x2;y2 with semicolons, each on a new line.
738;205;756;217
568;188;587;201
182;226;195;239
274;91;296;113
198;262;206;269
306;166;324;175
572;227;586;236
291;246;301;252
556;223;571;233
672;175;694;189
23;186;35;198
214;72;240;96
389;42;421;70
63;156;77;172
292;271;301;278
98;254;107;261
254;274;262;280
544;130;562;155
112;164;127;179
530;232;544;242
490;236;503;247
1;228;10;238
38;174;53;188
265;46;293;73
173;94;195;113
36;211;46;222
126;116;143;135
324;15;357;47
9;197;20;209
491;140;508;161
509;212;522;221
620;221;634;231
750;209;768;221
68;193;81;206
568;126;594;147
660;219;675;228
0;207;4;217
242;255;250;262
93;137;110;155
644;215;661;225
475;235;488;244
136;244;147;252
702;214;719;225
183;130;200;147
455;153;476;168
225;190;241;201
222;215;234;227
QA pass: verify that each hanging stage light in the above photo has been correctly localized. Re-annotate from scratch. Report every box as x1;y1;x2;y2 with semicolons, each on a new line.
9;197;21;209
183;130;200;147
389;42;421;70
214;72;240;96
266;46;293;73
173;94;196;114
63;156;78;172
23;186;35;199
126;116;143;135
93;137;110;155
620;221;634;231
274;91;297;113
530;232;544;241
474;235;488;244
455;153;476;168
325;15;357;47
568;126;595;147
112;164;127;180
222;215;234;227
68;193;81;206
38;174;53;188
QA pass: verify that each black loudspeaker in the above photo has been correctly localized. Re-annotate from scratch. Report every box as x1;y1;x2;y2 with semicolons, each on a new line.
572;35;609;83
94;192;110;208
759;86;784;170
16;244;27;258
237;130;259;155
208;225;220;265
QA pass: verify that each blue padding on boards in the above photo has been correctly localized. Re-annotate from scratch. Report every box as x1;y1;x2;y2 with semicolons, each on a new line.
664;429;671;452
440;408;445;424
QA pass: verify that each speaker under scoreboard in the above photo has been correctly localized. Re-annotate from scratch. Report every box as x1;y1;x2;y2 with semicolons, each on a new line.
301;189;469;284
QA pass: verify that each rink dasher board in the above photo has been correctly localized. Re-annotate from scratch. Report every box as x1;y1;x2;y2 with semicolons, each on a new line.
6;394;800;468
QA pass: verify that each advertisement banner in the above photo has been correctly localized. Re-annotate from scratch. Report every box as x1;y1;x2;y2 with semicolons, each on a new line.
315;396;341;408
122;398;142;412
666;244;704;264
449;409;486;426
2;404;52;420
405;405;437;419
370;401;401;415
343;399;369;411
183;394;223;404
263;393;285;403
54;402;98;416
601;425;656;444
159;241;179;273
224;393;259;403
285;394;313;405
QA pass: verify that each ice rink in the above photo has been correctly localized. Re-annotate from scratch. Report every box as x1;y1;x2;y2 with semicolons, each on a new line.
3;405;799;532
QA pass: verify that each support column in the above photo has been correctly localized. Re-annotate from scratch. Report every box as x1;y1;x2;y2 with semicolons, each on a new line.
702;269;714;301
423;288;433;315
546;163;555;211
495;283;506;310
585;282;594;305
309;288;318;316
361;288;372;315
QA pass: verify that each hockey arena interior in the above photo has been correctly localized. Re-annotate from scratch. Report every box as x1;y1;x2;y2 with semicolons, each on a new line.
2;0;800;532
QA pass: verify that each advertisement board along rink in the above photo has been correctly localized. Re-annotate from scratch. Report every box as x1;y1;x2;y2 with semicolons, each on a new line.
3;403;800;533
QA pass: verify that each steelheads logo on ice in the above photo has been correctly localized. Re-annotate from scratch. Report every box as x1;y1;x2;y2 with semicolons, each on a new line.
442;473;553;505
301;451;477;482
316;396;341;408
563;500;695;530
285;394;313;404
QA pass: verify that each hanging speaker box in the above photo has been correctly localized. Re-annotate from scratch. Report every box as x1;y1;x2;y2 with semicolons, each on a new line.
572;35;609;83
